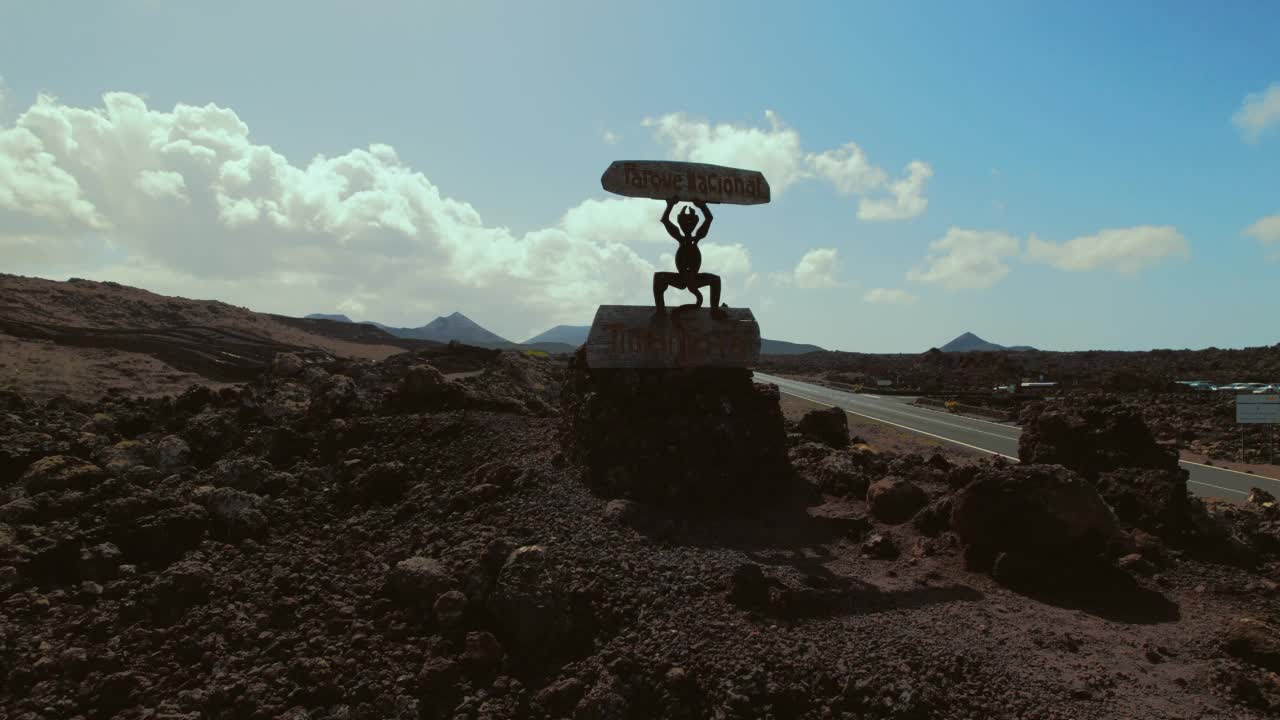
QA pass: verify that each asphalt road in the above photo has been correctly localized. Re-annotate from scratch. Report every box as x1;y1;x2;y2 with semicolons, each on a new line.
754;371;1280;503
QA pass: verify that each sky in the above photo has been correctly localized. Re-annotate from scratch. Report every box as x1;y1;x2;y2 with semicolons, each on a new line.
1;0;1278;352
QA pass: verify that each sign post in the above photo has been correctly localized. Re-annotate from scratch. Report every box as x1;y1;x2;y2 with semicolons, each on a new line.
1236;394;1280;464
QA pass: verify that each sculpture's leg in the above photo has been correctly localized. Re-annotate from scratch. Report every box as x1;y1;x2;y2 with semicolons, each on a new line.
654;272;683;311
702;273;721;308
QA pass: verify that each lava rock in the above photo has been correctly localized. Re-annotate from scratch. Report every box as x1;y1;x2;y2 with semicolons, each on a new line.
155;435;191;473
21;455;106;493
797;406;849;448
94;440;153;475
951;464;1120;563
196;486;268;542
866;477;928;524
78;542;123;582
862;532;899;559
487;545;572;658
727;562;770;609
389;556;454;605
1223;617;1280;672
433;589;468;628
354;461;411;503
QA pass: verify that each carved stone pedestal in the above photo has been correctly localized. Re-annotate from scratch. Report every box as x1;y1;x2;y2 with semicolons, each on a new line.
561;309;787;504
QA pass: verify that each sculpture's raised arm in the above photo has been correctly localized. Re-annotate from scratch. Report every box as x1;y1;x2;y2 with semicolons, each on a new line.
661;197;682;241
692;200;713;241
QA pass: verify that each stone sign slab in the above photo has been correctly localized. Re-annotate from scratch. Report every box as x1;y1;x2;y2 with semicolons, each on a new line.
601;161;771;205
585;305;761;369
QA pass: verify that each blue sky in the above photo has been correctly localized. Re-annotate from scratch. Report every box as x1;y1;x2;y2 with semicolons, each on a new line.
1;1;1278;351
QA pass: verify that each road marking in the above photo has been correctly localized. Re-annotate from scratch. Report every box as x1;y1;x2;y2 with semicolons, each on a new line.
767;378;1023;441
1186;479;1249;496
776;388;1021;461
1178;459;1280;486
862;394;882;399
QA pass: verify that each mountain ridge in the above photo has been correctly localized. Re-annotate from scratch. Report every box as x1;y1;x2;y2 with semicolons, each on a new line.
939;331;1036;353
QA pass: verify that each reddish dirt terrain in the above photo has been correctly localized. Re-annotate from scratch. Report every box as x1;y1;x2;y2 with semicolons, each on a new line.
0;275;411;401
1;278;1278;719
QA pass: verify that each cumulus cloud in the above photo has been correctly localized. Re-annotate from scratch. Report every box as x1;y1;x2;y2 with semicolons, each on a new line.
601;129;620;145
1243;214;1280;260
907;228;1020;289
864;287;918;305
1233;83;1280;142
1025;226;1189;273
644;111;931;220
789;248;841;288
0;91;661;337
856;161;933;221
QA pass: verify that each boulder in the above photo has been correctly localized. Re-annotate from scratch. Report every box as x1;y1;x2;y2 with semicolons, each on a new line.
433;590;468;628
155;435;191;473
486;545;572;657
726;562;769;609
196;486;268;542
464;631;504;671
310;374;359;418
862;532;898;559
866;477;928;524
272;352;306;377
1018;402;1178;479
951;464;1120;562
111;504;210;564
796;406;849;448
21;455;106;493
389;556;454;604
94;440;153;475
1222;617;1280;672
354;461;411;503
78;543;123;582
400;365;464;407
208;457;273;493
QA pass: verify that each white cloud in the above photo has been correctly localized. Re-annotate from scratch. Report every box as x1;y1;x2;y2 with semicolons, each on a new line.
1243;214;1280;260
864;287;918;305
601;129;620;145
792;248;841;288
0;91;660;335
856;160;932;221
1025;225;1189;273
560;196;661;245
645;110;809;192
644;111;932;220
907;228;1020;289
1233;83;1280;142
807;142;888;195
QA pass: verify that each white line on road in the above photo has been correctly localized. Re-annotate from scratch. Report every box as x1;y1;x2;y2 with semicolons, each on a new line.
862;394;882;399
1186;480;1249;496
777;389;1020;461
1179;459;1280;486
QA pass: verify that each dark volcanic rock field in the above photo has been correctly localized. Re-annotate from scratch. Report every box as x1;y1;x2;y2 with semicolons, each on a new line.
2;349;1279;719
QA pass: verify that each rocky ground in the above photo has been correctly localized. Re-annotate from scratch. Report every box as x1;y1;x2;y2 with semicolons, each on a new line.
2;344;1280;719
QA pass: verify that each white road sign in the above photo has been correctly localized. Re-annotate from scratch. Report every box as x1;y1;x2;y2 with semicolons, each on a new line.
1237;394;1280;424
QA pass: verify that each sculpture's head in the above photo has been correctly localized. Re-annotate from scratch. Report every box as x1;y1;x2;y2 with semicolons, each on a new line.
677;204;700;236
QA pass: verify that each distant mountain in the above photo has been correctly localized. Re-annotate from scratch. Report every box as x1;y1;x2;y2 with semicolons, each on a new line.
524;325;589;346
939;332;1036;353
305;311;575;353
761;338;825;355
